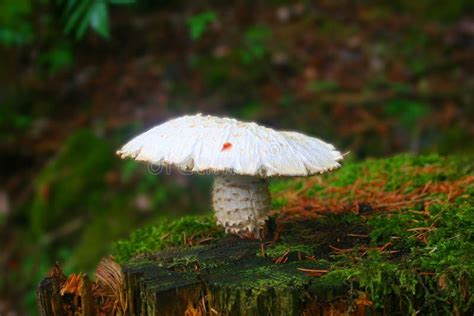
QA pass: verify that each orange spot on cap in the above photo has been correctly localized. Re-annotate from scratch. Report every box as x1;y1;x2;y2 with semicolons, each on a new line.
221;142;232;151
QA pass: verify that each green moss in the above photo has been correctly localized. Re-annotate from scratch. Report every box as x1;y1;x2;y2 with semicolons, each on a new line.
278;154;472;312
314;173;474;314
258;242;314;259
271;196;288;209
270;154;472;199
327;153;444;189
367;213;423;248
269;179;301;194
113;214;224;263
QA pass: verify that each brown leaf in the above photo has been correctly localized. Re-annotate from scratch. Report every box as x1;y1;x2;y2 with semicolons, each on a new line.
437;273;449;290
355;293;373;307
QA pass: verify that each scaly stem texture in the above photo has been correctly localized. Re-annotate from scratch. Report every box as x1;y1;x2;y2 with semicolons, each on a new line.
212;174;271;236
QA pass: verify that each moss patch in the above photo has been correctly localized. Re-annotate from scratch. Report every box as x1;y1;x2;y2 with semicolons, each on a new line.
271;153;474;314
113;214;224;263
30;129;115;235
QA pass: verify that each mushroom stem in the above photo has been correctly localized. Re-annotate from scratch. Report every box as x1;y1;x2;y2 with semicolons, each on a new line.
212;174;271;237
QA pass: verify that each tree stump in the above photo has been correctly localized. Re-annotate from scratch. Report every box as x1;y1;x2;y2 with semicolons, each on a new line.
122;236;365;315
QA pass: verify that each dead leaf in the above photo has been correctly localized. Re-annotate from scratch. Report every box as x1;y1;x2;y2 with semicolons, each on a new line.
355;293;373;307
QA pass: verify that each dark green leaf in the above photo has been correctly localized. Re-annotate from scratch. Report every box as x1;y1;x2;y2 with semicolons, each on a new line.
89;1;110;38
64;0;92;35
186;10;217;40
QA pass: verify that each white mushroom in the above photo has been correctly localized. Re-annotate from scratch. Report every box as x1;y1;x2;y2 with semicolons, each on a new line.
117;114;343;237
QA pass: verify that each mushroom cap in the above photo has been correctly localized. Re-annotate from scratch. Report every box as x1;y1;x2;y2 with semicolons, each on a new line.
117;114;343;177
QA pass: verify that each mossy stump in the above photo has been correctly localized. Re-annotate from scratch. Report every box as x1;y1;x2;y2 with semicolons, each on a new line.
38;154;474;315
122;234;368;315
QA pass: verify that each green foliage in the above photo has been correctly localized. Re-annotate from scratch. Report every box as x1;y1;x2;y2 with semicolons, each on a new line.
0;0;33;46
0;0;135;47
38;42;74;73
306;80;339;93
29;129;114;235
61;0;135;39
240;26;271;64
113;215;224;263
385;100;430;129
120;159;140;182
186;10;217;40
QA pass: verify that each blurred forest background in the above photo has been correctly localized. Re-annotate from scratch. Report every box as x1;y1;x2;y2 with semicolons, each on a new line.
0;0;473;314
